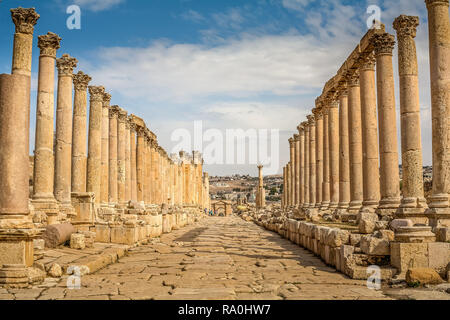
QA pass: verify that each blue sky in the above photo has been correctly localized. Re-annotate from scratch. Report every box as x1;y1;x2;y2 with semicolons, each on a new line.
0;0;439;176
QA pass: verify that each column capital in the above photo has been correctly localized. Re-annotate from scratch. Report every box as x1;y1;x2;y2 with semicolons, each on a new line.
109;105;120;118
73;71;92;91
10;7;40;34
118;108;128;123
297;124;305;135
136;125;145;136
347;70;360;87
103;93;111;106
89;86;105;101
301;121;310;132
359;52;376;71
312;107;323;120
56;54;78;76
425;0;449;7
307;114;316;125
393;15;419;38
288;137;294;147
37;32;61;57
337;81;348;96
372;33;396;56
293;134;300;142
328;100;339;109
129;117;137;131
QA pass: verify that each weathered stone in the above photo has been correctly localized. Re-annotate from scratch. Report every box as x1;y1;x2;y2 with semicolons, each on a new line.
360;235;390;256
42;223;76;248
406;268;444;285
70;233;86;250
47;263;62;278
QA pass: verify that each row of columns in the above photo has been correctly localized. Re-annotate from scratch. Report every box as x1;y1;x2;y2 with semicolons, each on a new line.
283;1;450;228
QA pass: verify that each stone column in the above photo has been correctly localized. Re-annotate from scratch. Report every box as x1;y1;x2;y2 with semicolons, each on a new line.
373;33;401;216
313;107;323;208
298;125;305;207
136;126;145;202
108;106;119;205
359;53;381;213
257;165;265;208
294;134;301;207
125;118;132;202
282;166;286;209
303;122;310;208
286;163;291;206
11;8;39;77
0;8;39;283
307;115;316;210
321;107;331;210
54;54;77;217
86;86;105;204
117;108;127;205
151;140;158;204
145;133;152;204
288;138;295;207
348;71;364;214
328;100;340;211
129;121;137;202
394;15;428;223
32;32;61;223
425;0;450;226
335;87;350;215
100;93;111;205
71;72;91;194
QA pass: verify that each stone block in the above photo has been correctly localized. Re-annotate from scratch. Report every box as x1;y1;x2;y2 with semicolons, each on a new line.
0;239;34;267
335;247;342;272
359;219;376;234
33;239;45;251
427;242;450;277
390;242;429;274
374;230;395;241
94;224;111;243
360;235;390;256
70;233;86;250
326;228;350;247
350;234;361;246
390;219;413;231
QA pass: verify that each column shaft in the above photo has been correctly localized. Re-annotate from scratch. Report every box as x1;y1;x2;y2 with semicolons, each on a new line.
338;90;350;212
321;109;331;210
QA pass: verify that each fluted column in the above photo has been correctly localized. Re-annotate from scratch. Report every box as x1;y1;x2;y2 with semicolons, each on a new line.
308;115;316;209
348;71;364;213
394;15;428;222
71;72;91;195
32;32;61;221
298;125;305;207
337;86;350;213
145;133;151;204
321;108;331;210
129;122;137;202
136;127;145;202
55;54;77;216
328;100;340;210
286;162;291;206
359;53;381;213
313;108;323;208
373;33;401;216
425;0;450;226
303;122;310;208
108;106;119;204
125;118;132;202
100;93;110;205
282;166;286;209
117;108;127;204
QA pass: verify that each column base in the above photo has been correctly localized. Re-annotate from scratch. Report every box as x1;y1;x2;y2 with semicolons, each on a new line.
394;226;436;243
376;197;401;218
425;207;450;229
395;207;428;225
348;201;363;214
59;202;76;222
320;201;330;212
31;198;59;226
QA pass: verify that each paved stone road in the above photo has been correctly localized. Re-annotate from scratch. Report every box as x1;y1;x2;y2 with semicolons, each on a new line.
1;216;395;300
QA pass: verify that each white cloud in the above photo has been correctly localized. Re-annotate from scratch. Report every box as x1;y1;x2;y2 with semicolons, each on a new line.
73;0;125;12
181;10;206;23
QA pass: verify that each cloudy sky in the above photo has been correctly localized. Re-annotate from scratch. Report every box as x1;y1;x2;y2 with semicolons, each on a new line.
0;0;440;176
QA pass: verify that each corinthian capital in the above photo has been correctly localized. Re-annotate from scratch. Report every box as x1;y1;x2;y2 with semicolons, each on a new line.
372;33;396;56
393;15;419;38
307;114;315;125
103;93;112;105
10;7;40;34
118;108;128;123
359;52;376;71
288;137;294;146
347;70;360;87
88;85;105;101
56;54;78;76
312;107;323;120
73;71;92;91
37;32;61;57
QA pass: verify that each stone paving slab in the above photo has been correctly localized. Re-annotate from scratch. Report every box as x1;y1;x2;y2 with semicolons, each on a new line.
2;216;449;300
